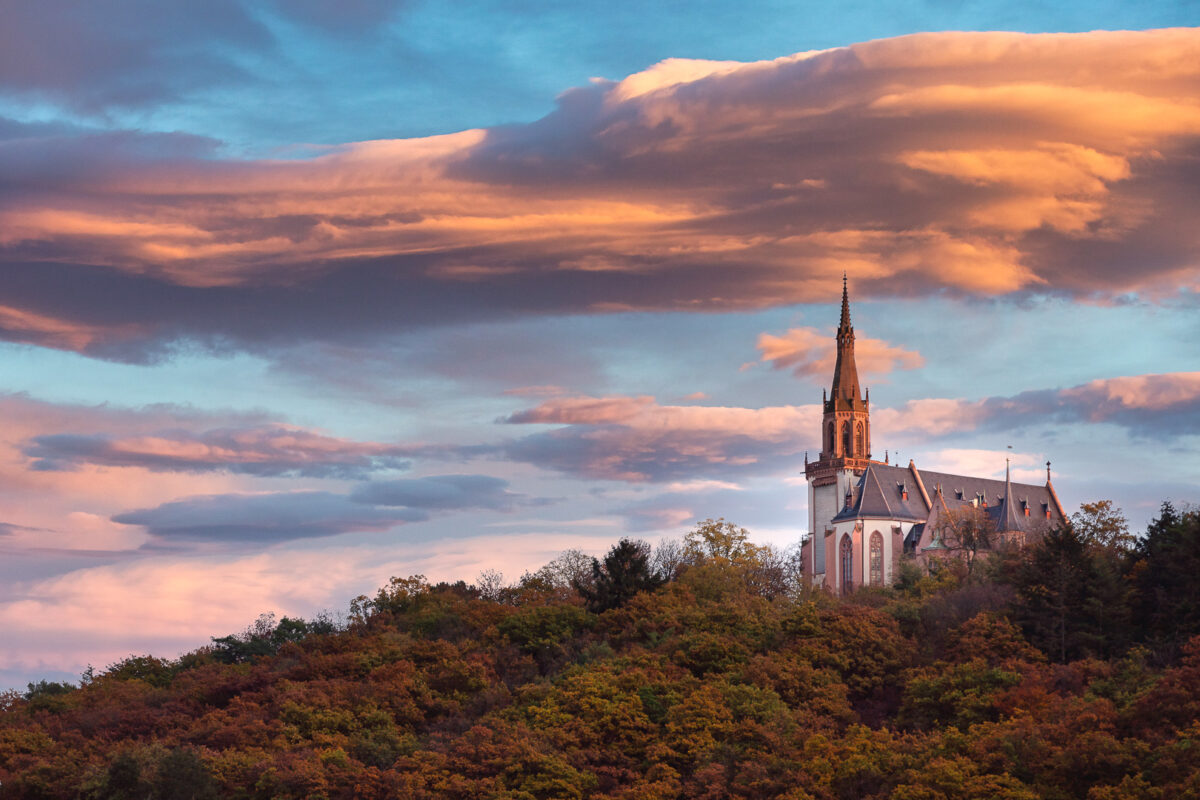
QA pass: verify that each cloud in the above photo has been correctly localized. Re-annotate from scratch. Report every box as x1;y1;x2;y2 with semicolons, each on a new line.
501;395;820;481
350;474;524;510
112;491;427;542
876;372;1200;441
981;371;1200;437
24;426;411;477
111;474;530;543
0;529;626;686
2;30;1200;358
756;326;923;379
493;370;1200;485
0;1;269;112
916;448;1045;482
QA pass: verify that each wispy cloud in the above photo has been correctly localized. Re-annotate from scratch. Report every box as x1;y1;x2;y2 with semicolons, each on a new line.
25;426;411;478
495;370;1200;484
112;474;534;543
112;491;426;542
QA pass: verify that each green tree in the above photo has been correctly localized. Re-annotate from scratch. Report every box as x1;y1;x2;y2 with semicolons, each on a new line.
153;748;219;800
1007;524;1130;661
1133;502;1200;659
576;539;664;613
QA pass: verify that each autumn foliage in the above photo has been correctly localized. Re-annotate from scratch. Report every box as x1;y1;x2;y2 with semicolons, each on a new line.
2;506;1200;799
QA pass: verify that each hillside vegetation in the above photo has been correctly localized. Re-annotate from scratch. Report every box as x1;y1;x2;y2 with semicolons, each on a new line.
2;504;1199;799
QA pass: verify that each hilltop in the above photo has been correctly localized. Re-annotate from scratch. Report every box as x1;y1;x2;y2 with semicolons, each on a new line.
2;505;1199;799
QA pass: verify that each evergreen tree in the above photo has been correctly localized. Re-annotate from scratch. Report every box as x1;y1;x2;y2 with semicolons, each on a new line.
1007;524;1131;662
575;538;664;613
1133;502;1200;660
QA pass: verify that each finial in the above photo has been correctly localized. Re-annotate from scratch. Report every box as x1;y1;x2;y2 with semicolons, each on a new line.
1046;460;1051;482
884;449;888;464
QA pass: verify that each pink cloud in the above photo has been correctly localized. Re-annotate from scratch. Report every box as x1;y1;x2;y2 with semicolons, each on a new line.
495;370;1200;485
1059;372;1200;415
0;395;411;552
502;394;820;481
26;425;411;477
757;326;924;379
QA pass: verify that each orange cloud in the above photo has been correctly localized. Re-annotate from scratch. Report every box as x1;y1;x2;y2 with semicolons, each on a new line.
757;326;923;379
1059;372;1200;414
2;29;1200;358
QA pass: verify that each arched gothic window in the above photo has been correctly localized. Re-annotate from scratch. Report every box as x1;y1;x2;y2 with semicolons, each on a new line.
840;534;853;594
842;422;851;457
827;422;835;454
869;531;884;586
855;422;864;456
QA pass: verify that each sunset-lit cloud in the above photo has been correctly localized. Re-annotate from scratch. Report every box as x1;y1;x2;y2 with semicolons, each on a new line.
495;369;1200;484
878;371;1200;440
756;326;924;379
502;395;820;481
24;425;411;477
2;30;1199;358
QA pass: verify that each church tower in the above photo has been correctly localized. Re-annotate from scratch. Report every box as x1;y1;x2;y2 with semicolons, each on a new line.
804;276;880;578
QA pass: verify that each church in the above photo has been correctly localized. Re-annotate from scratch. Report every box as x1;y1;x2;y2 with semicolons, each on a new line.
800;280;1066;592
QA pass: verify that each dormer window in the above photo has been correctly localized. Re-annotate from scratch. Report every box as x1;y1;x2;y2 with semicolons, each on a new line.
897;482;908;501
955;488;964;500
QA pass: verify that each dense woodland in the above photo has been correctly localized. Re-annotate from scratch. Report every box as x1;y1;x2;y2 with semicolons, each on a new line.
2;501;1199;799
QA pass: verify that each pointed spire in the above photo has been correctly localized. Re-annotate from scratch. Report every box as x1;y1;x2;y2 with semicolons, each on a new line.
839;272;852;333
998;456;1022;532
829;275;863;410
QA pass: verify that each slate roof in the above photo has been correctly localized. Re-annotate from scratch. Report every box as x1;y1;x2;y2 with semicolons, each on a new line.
918;468;1063;533
833;462;1065;533
831;463;928;523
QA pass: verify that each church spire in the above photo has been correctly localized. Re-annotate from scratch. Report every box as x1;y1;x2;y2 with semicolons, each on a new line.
997;457;1023;533
829;273;863;411
839;272;852;332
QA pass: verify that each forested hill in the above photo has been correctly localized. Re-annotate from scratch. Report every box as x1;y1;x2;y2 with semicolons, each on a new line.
3;503;1200;799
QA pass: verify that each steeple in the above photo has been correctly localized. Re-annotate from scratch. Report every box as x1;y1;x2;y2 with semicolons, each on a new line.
839;272;852;331
997;458;1023;533
828;273;864;412
809;275;872;465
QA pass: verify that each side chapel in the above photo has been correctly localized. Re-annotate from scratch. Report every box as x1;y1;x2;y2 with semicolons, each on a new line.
800;279;1066;592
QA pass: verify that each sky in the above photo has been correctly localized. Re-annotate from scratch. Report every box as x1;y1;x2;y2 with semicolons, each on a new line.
1;0;1199;690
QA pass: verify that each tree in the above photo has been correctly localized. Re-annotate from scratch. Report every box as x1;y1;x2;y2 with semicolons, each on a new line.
1006;524;1131;662
576;538;664;613
1133;502;1200;660
934;506;996;579
154;748;219;800
685;518;751;562
1072;500;1135;553
651;537;688;582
